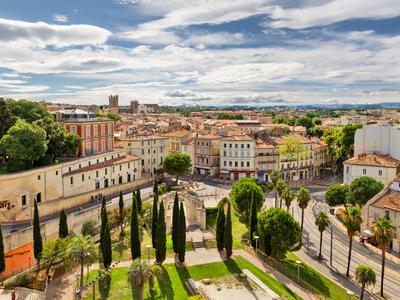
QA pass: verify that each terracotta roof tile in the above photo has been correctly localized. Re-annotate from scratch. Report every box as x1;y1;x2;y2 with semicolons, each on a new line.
345;153;400;168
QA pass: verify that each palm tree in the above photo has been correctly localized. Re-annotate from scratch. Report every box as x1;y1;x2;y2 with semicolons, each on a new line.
270;170;282;208
341;206;363;277
314;212;330;260
297;187;311;233
276;178;287;209
355;264;376;300
128;259;154;300
69;235;97;298
281;187;296;212
371;216;396;297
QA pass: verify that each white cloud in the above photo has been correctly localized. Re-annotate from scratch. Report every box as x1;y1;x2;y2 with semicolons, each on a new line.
183;32;247;46
52;14;69;23
64;85;85;89
267;0;400;29
0;18;111;48
0;83;49;93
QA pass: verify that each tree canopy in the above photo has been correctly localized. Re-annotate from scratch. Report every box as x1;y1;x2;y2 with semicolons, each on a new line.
229;178;264;218
325;184;349;207
348;176;383;206
163;152;192;182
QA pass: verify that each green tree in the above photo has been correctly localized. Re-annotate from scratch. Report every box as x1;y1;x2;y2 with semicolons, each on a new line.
276;178;287;209
315;212;330;260
270;170;282;207
348;176;384;207
371;217;396;297
216;204;225;251
128;259;154;300
0;119;47;169
41;238;70;284
7;99;50;123
341;206;363;277
58;209;69;238
151;191;158;249
281;187;296;212
70;235;97;297
279;135;307;178
249;193;258;248
163;152;192;182
325;184;349;207
172;192;179;253
102;222;112;269
0;224;5;280
177;202;186;263
0;98;16;139
229;178;264;219
153;180;158;195
130;196;141;260
257;208;301;258
100;197;108;255
136;188;142;215
224;202;233;259
155;201;166;264
81;220;97;237
119;191;125;235
297;188;312;233
33;199;43;271
355;265;376;300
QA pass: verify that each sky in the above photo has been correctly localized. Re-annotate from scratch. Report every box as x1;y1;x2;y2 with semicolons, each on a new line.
1;0;400;106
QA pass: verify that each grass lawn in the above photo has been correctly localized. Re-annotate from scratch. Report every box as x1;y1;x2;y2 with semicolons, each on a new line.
0;166;8;175
275;252;356;300
83;256;301;300
206;209;248;249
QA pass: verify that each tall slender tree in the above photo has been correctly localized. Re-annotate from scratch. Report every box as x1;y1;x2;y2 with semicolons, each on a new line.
216;205;225;251
0;224;5;281
102;222;112;269
153;180;158;195
177;202;186;263
315;212;330;260
355;264;376;300
297;188;312;233
172;192;179;253
100;197;108;254
156;201;166;264
151;191;158;248
224;202;233;259
136;188;142;215
341;206;363;277
33;199;43;271
249;194;258;248
371;217;396;297
119;191;125;235
282;187;296;212
58;209;68;238
130;195;141;260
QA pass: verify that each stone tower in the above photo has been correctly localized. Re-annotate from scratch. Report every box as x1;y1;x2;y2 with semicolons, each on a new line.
109;95;119;114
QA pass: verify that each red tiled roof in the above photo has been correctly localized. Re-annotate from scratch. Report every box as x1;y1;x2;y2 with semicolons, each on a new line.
372;190;400;212
345;153;400;168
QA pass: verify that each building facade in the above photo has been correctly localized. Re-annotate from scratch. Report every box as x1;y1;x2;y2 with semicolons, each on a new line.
193;134;222;176
162;130;192;153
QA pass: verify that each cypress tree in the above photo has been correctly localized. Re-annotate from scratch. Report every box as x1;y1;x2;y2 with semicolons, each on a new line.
136;188;142;215
216;205;225;251
151;191;158;248
172;192;179;253
130;195;141;260
249;194;258;249
155;201;166;264
153;180;158;195
119;191;124;233
102;221;112;269
224;202;233;259
177;202;186;263
100;197;108;254
58;209;68;238
0;224;5;278
33;200;43;270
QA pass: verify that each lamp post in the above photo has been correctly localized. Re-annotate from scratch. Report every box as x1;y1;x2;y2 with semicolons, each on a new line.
295;260;302;283
346;290;354;300
146;245;151;264
75;273;81;299
330;224;333;268
254;235;259;254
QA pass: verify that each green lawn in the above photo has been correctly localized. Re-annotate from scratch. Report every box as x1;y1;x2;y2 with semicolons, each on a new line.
275;253;356;300
83;256;301;300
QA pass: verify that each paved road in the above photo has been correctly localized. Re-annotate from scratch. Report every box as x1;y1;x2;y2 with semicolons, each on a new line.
296;184;400;299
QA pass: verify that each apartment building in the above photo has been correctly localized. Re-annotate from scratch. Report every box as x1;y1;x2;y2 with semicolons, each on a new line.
182;138;195;173
119;136;168;175
194;134;222;176
219;135;256;181
255;139;279;182
161;129;192;153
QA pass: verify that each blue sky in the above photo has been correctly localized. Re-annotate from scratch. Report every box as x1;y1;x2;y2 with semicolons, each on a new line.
0;0;400;106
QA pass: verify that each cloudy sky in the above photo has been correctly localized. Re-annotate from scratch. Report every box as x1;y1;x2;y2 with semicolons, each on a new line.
1;0;400;106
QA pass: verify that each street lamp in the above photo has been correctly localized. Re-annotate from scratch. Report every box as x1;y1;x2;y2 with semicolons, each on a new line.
330;224;333;268
346;290;354;300
254;236;259;254
75;273;81;299
146;245;152;264
295;260;302;283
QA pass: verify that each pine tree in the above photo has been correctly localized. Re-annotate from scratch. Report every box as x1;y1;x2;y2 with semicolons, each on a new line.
130;195;141;260
156;201;166;264
100;197;108;254
151;191;158;248
249;194;258;248
58;209;69;238
216;205;225;251
172;192;179;254
224;202;233;259
102;222;112;269
177;202;186;263
136;188;142;215
119;191;125;234
33;200;43;270
0;224;6;278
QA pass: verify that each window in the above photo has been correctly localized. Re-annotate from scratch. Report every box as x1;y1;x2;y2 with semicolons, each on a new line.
384;210;390;219
101;124;105;136
37;175;40;180
378;169;383;176
86;125;90;138
82;174;85;181
229;144;232;148
105;168;108;175
70;177;74;185
93;125;98;137
223;151;226;156
119;176;123;184
36;192;41;203
224;143;226;148
247;161;250;167
70;126;77;134
95;180;100;189
229;161;232;167
69;167;71;172
362;168;367;175
241;144;244;148
56;171;59;175
235;161;238;167
247;144;250;148
104;178;109;188
235;144;238;148
346;166;349;174
241;161;244;167
119;165;122;171
21;194;27;207
96;171;99;177
224;161;227;166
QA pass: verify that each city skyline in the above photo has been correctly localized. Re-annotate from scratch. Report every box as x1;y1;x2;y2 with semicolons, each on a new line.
1;0;400;105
